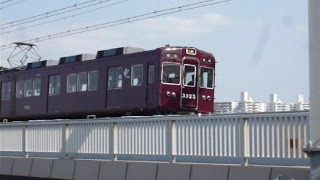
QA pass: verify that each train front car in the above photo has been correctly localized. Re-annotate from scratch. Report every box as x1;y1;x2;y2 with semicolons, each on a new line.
159;46;216;114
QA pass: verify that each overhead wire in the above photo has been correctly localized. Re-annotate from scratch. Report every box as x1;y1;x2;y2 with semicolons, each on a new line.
0;0;117;30
0;0;232;50
0;0;16;5
0;0;25;10
0;0;128;35
0;0;107;27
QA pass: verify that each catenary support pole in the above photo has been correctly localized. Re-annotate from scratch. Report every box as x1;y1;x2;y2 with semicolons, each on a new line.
304;1;320;180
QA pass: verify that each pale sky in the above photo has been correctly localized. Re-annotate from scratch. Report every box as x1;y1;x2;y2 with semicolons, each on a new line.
0;0;308;103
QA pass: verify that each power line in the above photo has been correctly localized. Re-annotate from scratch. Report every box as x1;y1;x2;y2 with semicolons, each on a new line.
0;0;128;35
0;0;106;27
0;0;99;26
0;0;25;10
0;0;116;29
0;0;232;50
0;0;15;5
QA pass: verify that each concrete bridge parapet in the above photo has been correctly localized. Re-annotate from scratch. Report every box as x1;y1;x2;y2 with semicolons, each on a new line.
0;157;310;180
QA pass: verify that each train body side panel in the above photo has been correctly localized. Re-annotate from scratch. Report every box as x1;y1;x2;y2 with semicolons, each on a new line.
47;63;106;114
0;49;161;120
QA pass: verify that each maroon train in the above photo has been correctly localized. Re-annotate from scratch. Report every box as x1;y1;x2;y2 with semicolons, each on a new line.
0;46;216;121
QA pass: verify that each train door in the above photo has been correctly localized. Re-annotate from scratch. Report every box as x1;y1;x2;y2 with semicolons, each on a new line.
181;59;198;109
47;74;61;113
106;66;124;109
0;79;14;116
146;64;155;106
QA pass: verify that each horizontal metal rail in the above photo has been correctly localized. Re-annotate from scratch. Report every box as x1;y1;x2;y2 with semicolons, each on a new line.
0;111;310;166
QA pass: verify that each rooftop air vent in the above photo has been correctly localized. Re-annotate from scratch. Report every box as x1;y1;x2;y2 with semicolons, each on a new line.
27;60;59;69
96;47;145;58
59;54;96;64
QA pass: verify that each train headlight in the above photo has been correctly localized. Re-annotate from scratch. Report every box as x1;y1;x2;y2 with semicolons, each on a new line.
166;91;171;97
171;92;176;97
186;48;197;55
202;95;206;100
207;96;211;101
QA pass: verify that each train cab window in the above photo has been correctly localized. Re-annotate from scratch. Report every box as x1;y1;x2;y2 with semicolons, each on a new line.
24;79;33;97
77;72;88;91
67;74;77;93
34;78;41;96
49;75;61;95
147;64;154;85
108;67;123;89
1;81;11;100
16;81;24;98
200;68;214;89
88;71;98;91
162;63;180;84
183;65;196;87
131;64;143;86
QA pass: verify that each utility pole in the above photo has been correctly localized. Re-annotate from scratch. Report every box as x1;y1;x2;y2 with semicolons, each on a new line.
303;1;320;180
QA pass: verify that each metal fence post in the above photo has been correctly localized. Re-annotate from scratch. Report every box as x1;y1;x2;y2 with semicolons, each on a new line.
22;125;27;157
239;118;247;166
110;122;115;161
166;120;174;163
62;124;67;159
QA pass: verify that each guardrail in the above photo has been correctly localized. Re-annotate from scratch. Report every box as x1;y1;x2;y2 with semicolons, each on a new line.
0;111;310;166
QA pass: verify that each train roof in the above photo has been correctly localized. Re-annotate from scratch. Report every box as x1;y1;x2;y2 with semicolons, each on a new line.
0;45;214;74
0;46;147;74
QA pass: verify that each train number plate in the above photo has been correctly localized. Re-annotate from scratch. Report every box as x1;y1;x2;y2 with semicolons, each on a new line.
182;93;196;99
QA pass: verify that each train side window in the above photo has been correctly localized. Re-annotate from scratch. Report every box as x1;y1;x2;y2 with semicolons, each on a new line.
24;79;33;97
131;64;143;86
67;74;77;93
77;72;88;92
49;75;61;95
147;64;154;85
88;71;98;91
162;63;180;84
1;81;11;100
16;81;24;98
34;78;41;96
200;68;214;89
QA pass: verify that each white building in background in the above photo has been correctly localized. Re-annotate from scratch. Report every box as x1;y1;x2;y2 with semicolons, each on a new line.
292;94;310;111
267;93;291;112
214;92;309;114
237;101;267;113
214;102;238;113
237;92;266;113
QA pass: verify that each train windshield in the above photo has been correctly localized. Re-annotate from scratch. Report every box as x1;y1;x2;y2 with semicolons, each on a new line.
200;67;214;89
162;63;180;84
183;65;196;87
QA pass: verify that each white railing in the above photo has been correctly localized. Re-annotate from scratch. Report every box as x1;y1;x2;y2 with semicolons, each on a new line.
66;122;111;158
115;121;167;155
0;126;24;153
26;125;63;153
0;111;310;166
